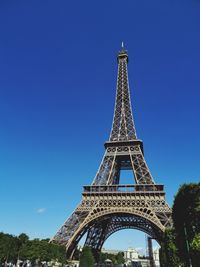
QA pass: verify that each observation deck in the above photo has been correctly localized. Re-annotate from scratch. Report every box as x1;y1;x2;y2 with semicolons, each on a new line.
83;184;164;195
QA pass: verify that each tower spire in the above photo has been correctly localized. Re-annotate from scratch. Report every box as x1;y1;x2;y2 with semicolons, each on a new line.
110;46;136;141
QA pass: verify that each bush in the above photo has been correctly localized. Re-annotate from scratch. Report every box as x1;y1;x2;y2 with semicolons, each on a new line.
79;246;95;267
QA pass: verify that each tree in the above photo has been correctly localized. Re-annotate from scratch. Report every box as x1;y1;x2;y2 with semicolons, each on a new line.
99;251;125;265
79;246;95;267
0;233;66;265
115;252;125;264
172;183;200;266
18;233;29;260
0;233;20;263
159;228;181;267
18;233;29;245
20;239;66;263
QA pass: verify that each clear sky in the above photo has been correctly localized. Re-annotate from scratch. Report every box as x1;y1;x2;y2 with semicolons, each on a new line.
0;0;200;252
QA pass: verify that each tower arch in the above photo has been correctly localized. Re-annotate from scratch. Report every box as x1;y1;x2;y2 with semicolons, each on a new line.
63;209;166;259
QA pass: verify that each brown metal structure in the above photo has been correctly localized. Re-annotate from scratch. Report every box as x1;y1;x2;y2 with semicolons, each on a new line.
51;46;172;260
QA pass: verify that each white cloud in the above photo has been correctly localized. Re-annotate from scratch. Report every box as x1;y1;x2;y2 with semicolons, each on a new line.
36;208;46;214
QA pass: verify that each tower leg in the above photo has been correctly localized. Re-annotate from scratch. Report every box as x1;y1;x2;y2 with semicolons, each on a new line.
84;219;110;262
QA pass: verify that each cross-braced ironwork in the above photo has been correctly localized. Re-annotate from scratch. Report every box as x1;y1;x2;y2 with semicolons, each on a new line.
51;46;172;260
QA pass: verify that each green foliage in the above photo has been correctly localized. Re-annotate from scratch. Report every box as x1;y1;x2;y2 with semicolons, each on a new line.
191;233;200;251
191;234;200;266
159;228;181;267
172;183;200;265
18;233;29;244
99;251;124;265
0;233;20;263
79;246;95;267
115;252;125;264
0;232;66;265
20;239;66;263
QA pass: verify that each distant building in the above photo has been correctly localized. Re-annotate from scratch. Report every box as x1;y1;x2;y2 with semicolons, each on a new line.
101;246;160;267
153;249;160;267
101;247;139;260
101;248;122;255
124;247;139;261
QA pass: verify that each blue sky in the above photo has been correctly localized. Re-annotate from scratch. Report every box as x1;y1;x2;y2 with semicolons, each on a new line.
0;0;200;252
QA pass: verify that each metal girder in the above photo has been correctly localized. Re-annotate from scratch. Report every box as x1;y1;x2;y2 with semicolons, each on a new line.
50;209;88;246
92;144;154;185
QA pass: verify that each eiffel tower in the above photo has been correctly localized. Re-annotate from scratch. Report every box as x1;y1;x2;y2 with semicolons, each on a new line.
51;45;172;260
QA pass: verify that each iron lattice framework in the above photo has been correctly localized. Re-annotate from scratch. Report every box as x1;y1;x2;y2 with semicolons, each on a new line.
51;47;172;260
